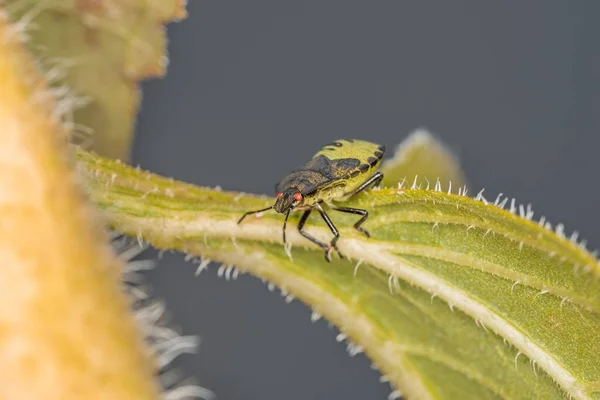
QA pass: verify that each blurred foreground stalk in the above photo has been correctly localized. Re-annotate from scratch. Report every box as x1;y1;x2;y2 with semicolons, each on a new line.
0;11;160;400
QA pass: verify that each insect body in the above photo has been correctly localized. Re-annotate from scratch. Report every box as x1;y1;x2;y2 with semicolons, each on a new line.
238;139;385;261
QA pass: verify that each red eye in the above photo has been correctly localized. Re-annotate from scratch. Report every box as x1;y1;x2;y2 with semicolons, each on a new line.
277;192;283;199
294;192;303;202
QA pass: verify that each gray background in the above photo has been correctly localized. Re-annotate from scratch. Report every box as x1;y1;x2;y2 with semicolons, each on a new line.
132;2;600;399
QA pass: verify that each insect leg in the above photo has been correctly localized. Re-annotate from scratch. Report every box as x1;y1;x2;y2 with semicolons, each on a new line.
331;206;371;237
237;206;273;224
297;209;330;252
282;209;291;244
314;203;345;262
348;172;384;198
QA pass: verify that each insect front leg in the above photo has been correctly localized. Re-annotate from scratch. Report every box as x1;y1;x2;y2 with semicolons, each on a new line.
332;206;371;237
314;203;345;262
297;209;330;255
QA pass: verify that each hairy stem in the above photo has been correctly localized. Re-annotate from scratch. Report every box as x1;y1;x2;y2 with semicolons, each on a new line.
0;11;160;400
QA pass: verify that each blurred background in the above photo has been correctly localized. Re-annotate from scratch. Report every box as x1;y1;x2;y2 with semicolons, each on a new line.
132;2;600;399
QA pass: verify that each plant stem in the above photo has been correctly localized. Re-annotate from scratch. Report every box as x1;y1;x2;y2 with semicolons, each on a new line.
0;11;161;400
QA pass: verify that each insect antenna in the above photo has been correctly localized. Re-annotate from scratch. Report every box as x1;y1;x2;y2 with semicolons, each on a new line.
282;209;291;244
237;206;273;224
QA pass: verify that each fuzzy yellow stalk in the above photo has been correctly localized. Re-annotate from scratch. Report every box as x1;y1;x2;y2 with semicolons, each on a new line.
0;11;160;400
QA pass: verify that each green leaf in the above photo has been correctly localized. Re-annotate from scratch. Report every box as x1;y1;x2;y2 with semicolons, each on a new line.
77;148;600;400
381;129;467;192
3;0;186;161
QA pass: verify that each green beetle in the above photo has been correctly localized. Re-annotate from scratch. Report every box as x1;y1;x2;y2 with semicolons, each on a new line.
238;139;385;261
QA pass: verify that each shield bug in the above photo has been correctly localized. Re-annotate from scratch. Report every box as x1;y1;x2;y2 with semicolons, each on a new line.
238;139;385;262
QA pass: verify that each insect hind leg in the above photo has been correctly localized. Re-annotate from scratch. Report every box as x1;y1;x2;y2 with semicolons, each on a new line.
332;206;371;237
348;172;384;198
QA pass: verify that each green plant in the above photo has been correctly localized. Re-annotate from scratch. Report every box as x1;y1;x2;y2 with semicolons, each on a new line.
1;3;598;400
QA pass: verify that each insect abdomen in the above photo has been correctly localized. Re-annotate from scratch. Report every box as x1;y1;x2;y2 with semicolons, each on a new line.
325;139;385;197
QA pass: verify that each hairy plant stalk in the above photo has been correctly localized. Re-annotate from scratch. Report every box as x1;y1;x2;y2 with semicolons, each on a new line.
0;12;161;400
